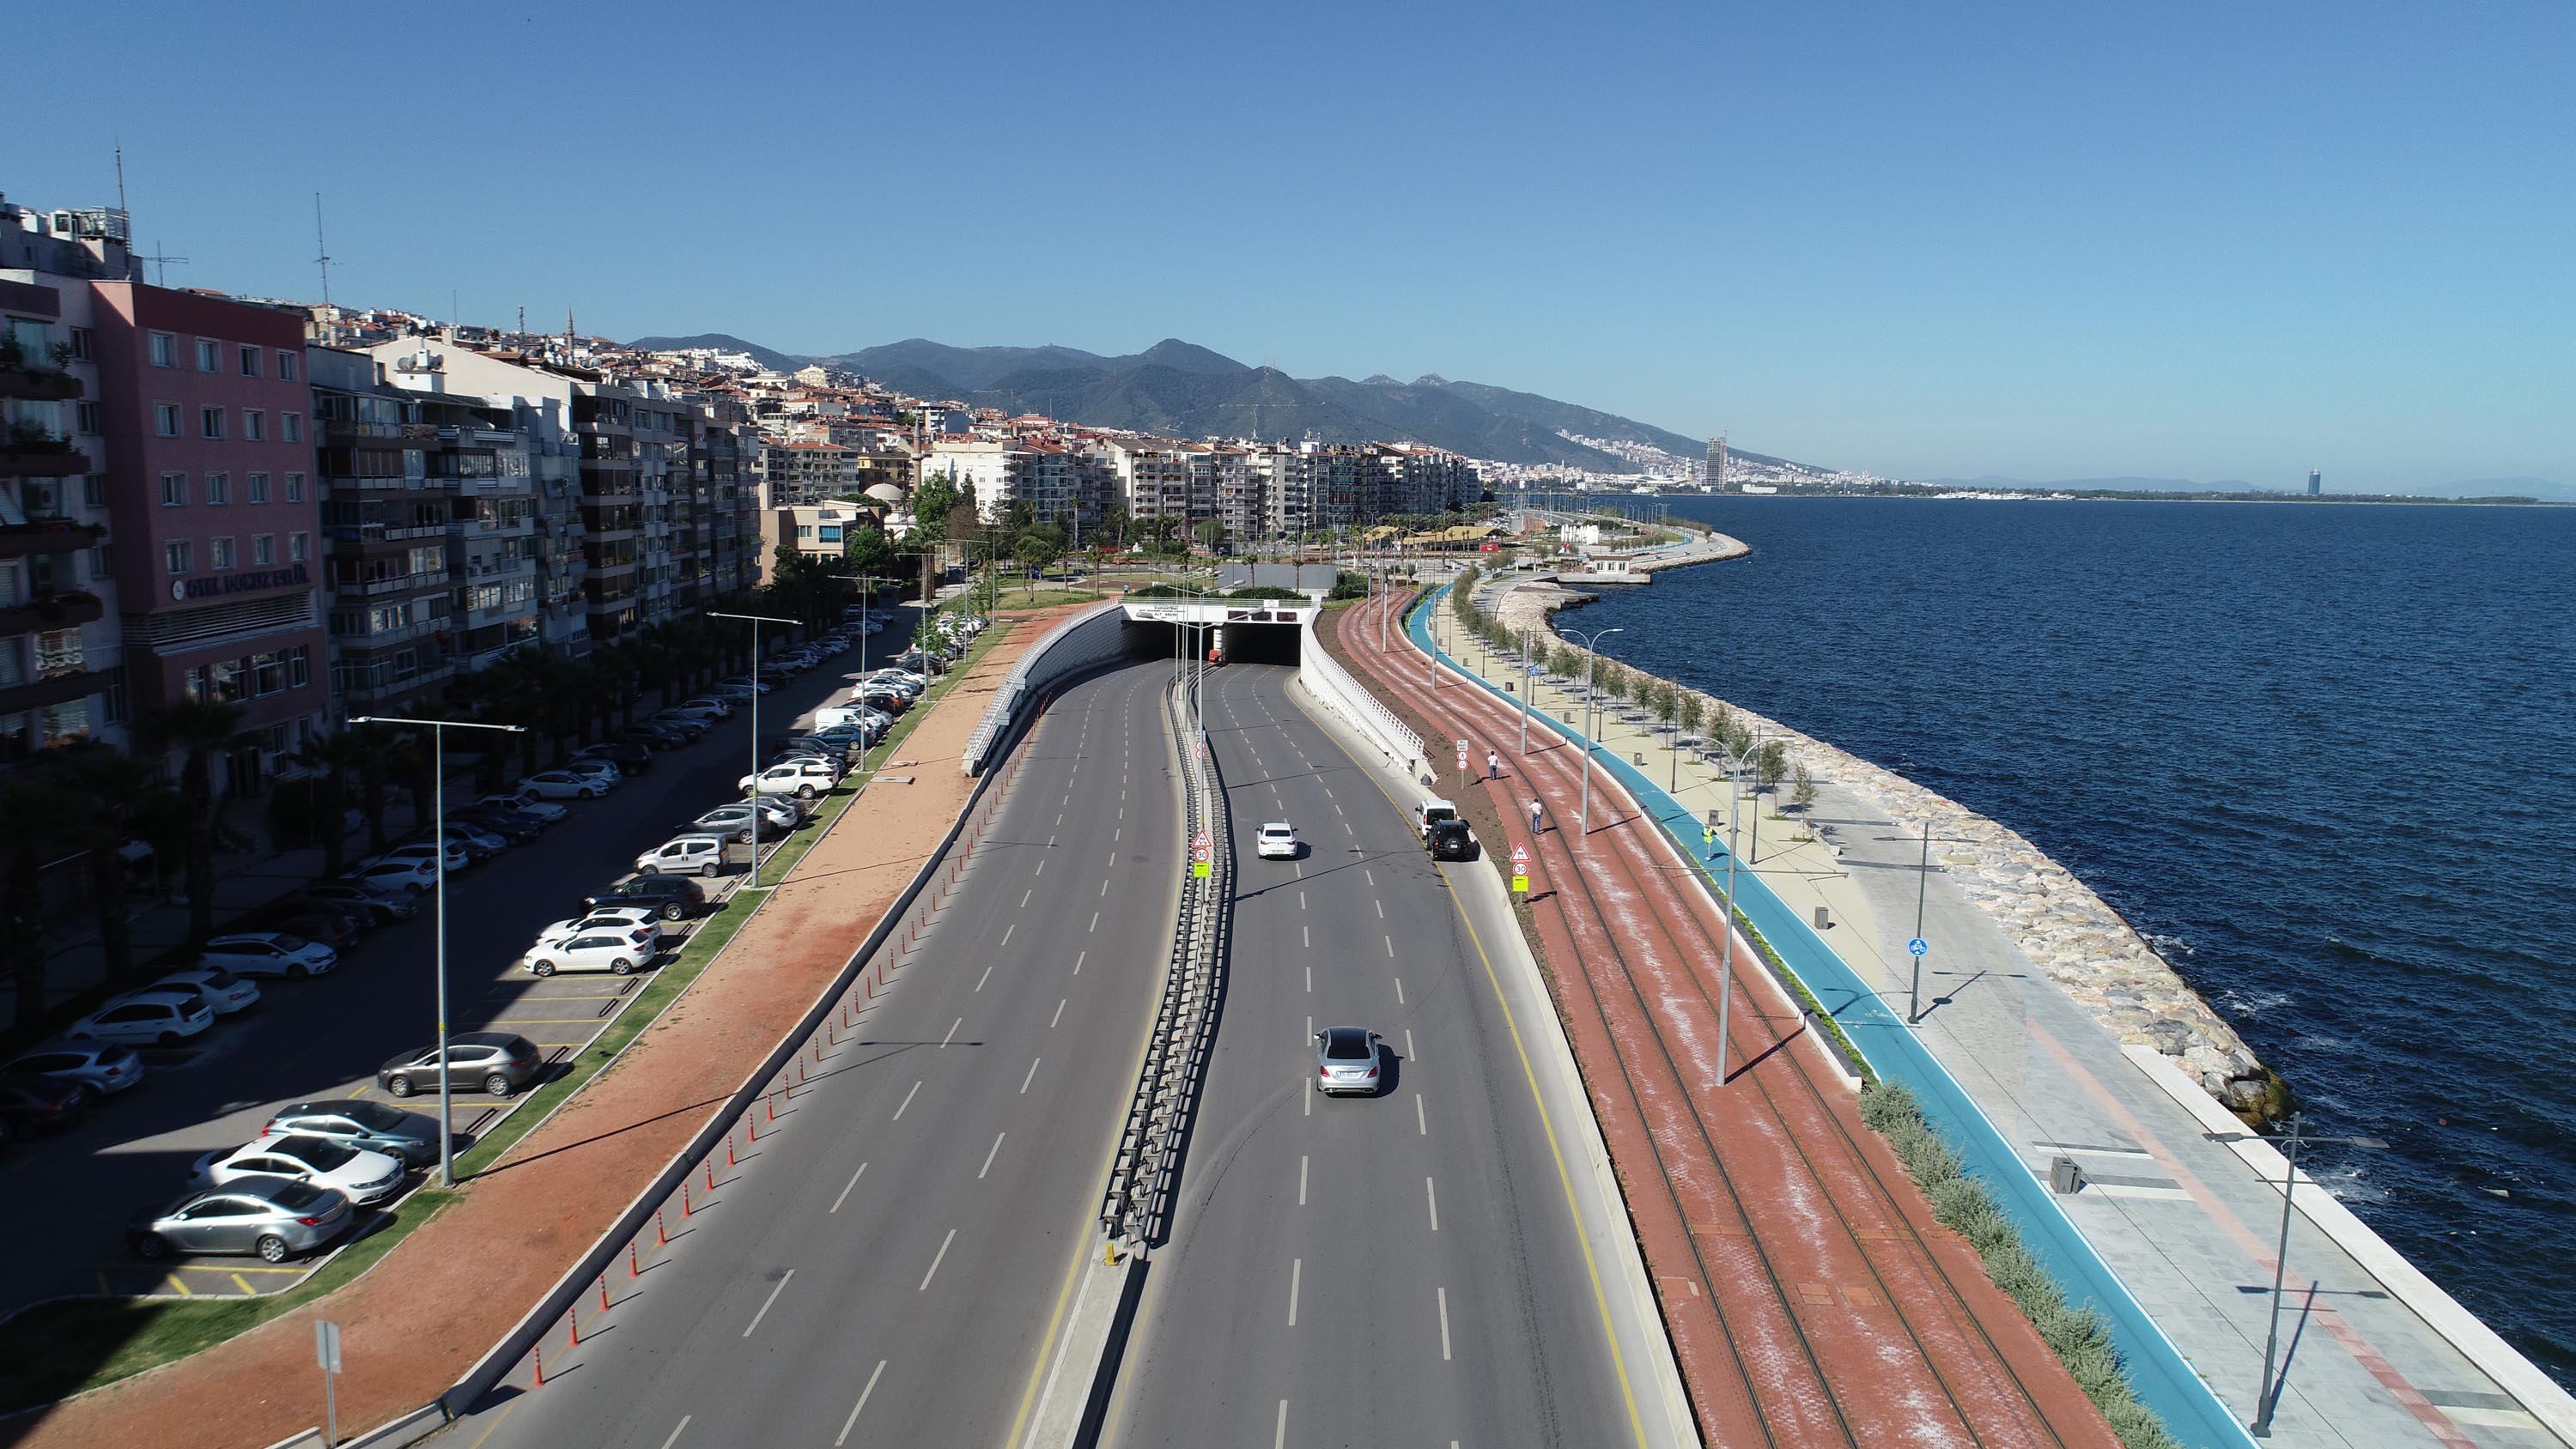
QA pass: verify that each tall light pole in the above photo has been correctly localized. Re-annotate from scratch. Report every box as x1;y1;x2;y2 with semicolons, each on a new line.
1516;626;1531;757
2206;1115;2385;1437
710;610;797;888
1561;625;1623;846
348;714;525;1189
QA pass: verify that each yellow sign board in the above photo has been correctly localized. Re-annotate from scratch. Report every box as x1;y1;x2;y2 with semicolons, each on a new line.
1193;861;1212;878
1511;875;1529;894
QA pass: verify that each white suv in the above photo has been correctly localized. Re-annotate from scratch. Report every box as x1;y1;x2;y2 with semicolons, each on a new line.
69;991;217;1047
740;759;835;799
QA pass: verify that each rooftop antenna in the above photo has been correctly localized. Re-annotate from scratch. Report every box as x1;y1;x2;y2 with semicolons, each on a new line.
137;241;190;288
113;142;128;215
313;193;333;308
517;305;526;336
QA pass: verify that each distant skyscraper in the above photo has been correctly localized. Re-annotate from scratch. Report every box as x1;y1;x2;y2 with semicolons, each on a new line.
1707;434;1728;492
2308;470;2322;496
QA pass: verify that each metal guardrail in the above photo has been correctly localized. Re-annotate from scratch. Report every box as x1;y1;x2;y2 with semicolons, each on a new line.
1099;676;1230;1250
1297;610;1430;783
963;603;1125;775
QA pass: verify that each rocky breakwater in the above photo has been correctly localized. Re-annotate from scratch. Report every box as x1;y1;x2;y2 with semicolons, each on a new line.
1487;573;2287;1125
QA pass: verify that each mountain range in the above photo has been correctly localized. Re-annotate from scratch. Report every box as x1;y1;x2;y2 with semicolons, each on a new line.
625;332;1760;473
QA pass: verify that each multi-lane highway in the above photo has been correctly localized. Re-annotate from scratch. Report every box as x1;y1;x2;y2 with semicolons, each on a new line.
444;659;1180;1449
1108;661;1657;1449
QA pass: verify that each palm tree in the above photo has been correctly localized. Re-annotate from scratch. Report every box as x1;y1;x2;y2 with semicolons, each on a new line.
138;697;246;951
51;743;175;990
289;730;363;877
349;722;399;852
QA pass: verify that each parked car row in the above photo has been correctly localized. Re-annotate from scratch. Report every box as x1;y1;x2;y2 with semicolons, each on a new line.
128;1095;455;1264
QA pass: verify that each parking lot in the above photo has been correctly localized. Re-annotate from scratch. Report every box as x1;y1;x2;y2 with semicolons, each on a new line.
0;604;949;1309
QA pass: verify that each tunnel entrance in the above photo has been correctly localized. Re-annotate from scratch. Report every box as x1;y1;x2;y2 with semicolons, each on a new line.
1126;619;1304;669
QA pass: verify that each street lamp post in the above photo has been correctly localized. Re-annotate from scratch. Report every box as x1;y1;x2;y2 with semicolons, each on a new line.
2206;1115;2386;1437
710;610;798;888
347;714;525;1189
1561;625;1623;846
1516;627;1531;758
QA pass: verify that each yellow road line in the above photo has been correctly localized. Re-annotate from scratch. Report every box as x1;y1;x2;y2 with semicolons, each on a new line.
462;1398;517;1449
230;1272;257;1294
1334;688;1653;1449
163;1274;191;1296
1004;1228;1096;1448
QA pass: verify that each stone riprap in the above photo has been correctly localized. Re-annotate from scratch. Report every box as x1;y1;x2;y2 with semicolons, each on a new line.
1486;559;2277;1120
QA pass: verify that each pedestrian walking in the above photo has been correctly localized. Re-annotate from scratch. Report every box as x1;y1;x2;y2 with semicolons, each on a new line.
1485;750;1500;781
1528;798;1544;834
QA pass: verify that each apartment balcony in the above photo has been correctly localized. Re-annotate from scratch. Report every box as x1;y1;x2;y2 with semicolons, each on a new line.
0;518;104;560
333;572;450;600
326;522;450;549
1;440;94;477
0;588;105;635
338;660;456;706
337;473;457;493
0;366;83;403
0;664;113;715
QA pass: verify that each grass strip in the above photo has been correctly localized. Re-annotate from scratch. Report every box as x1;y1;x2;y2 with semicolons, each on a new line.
1860;1081;2182;1449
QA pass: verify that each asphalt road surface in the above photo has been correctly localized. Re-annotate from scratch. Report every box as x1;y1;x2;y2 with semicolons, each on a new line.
0;614;915;1310
1107;662;1642;1449
445;658;1180;1449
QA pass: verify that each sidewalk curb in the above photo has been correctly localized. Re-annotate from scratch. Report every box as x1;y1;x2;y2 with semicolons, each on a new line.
1023;1256;1146;1449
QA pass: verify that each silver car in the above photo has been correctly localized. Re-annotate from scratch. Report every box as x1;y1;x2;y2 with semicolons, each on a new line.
1314;1026;1384;1096
129;1178;353;1263
3;1041;145;1096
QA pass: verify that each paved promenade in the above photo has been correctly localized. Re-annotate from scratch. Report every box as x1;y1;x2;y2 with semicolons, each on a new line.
1447;569;2576;1449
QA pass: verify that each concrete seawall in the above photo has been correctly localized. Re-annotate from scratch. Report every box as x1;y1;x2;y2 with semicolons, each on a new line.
1488;540;2280;1122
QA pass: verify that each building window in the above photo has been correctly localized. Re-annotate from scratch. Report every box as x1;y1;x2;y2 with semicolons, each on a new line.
200;406;224;440
205;472;229;505
82;476;105;507
243;409;264;442
165;540;191;574
288;644;311;688
252;534;275;566
33;628;82;678
76;401;100;434
281;412;301;444
285;472;306;502
101;668;127;724
88;545;112;579
149;332;174;367
195;338;219;372
290;531;310;562
68;326;93;362
278;350;299;382
252;651;283;695
239;345;260;378
246;472;269;503
155;403;180;437
161;472;187;506
210;658;245;702
210;537;235;570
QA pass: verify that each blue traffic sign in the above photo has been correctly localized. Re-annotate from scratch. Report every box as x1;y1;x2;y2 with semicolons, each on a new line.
1907;937;1929;957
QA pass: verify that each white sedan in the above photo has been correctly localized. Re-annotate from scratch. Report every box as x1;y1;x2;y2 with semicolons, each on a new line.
535;911;664;950
141;967;262;1016
191;1135;405;1206
198;933;339;979
1256;822;1301;859
522;930;655;978
344;859;435;896
520;770;611;800
481;791;568;823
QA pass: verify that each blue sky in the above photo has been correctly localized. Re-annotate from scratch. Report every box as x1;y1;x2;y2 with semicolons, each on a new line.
15;2;2571;490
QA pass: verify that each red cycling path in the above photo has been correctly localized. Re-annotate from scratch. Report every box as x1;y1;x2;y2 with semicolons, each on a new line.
1329;591;2116;1449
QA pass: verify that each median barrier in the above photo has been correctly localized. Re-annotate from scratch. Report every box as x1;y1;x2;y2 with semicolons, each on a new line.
1402;584;2262;1449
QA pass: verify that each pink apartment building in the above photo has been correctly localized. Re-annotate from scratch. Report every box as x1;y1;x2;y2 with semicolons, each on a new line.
89;283;327;787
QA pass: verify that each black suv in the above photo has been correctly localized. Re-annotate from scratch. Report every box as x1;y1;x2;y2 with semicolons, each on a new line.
584;874;708;921
1426;819;1479;862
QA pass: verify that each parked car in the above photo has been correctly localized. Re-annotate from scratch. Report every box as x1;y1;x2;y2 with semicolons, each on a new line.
343;858;437;896
708;683;759;704
372;839;470;874
561;755;626;783
288;884;415;923
449;807;543;844
679;696;734;719
129;1179;353;1263
720;675;775;695
191;1135;405;1206
807;723;877;753
534;910;665;950
583;875;708;921
263;1099;444;1167
66;991;215;1048
645;711;710;740
521;769;612;800
256;905;363;953
1410;797;1461;838
522;929;654;978
0;1073;95;1134
768;745;846;779
622;722;694;749
3;1041;144;1095
1256;822;1301;859
1313;1026;1385;1096
690;801;799;844
635;834;726;877
376;1032;544;1100
197;932;338;980
434;822;511;859
741;759;835;799
137;967;261;1016
479;790;568;824
576;741;655;773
